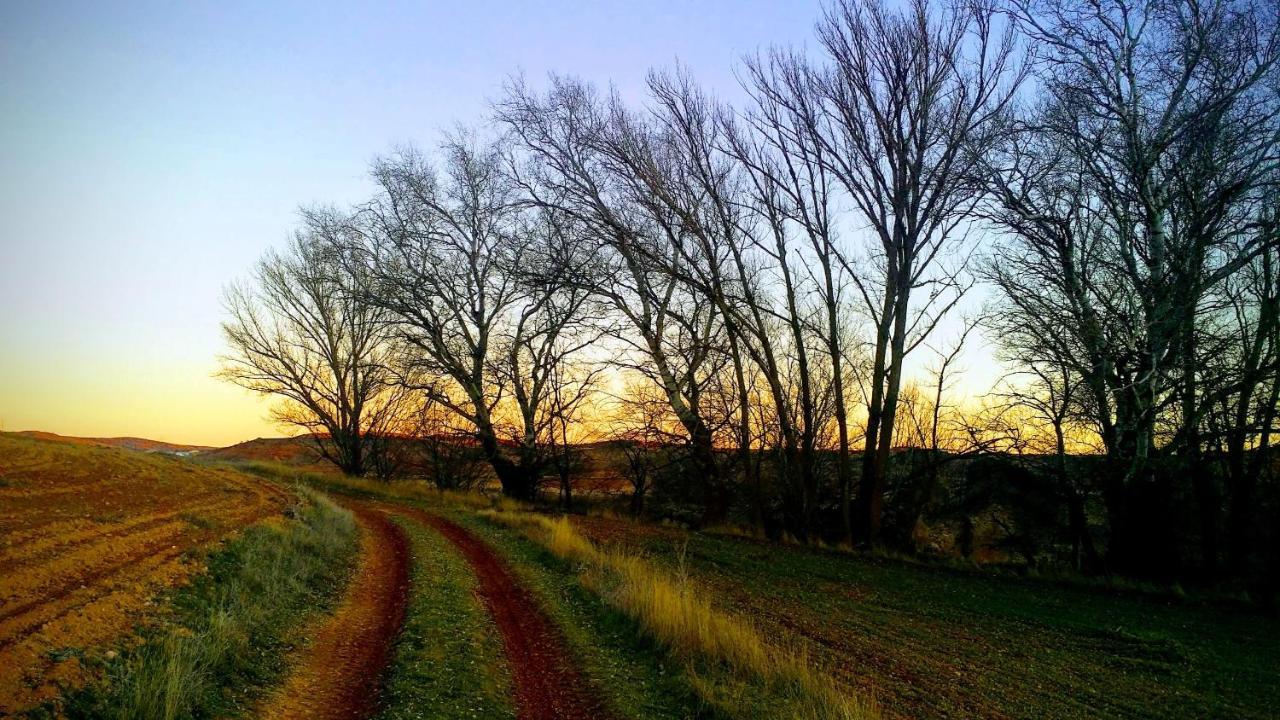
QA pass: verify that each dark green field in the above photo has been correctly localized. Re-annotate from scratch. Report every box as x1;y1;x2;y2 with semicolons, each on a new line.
570;515;1280;720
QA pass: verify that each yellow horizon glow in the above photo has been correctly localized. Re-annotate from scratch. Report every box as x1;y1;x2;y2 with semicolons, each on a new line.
0;349;1018;450
0;353;279;447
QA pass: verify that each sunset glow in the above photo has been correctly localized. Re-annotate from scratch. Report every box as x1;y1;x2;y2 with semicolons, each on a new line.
0;0;829;445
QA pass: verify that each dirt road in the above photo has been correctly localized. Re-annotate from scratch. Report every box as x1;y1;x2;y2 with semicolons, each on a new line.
396;507;616;720
253;496;614;720
258;501;411;720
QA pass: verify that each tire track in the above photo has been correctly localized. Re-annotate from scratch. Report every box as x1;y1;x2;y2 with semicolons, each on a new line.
393;506;616;720
257;500;410;720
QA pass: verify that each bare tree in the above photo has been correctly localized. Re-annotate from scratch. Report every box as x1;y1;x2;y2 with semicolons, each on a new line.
986;0;1280;574
612;386;674;516
410;391;489;491
219;210;396;476
497;76;734;517
737;51;861;542
340;137;594;499
795;0;1024;543
1209;232;1280;574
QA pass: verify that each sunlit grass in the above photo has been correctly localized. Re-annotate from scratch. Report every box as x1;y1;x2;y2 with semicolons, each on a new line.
376;516;513;719
485;510;878;720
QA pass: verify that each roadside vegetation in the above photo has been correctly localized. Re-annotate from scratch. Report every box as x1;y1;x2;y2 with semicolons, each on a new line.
59;489;358;720
228;463;709;718
451;512;713;719
0;433;288;716
208;459;1279;719
568;514;1280;720
481;510;876;720
256;459;872;719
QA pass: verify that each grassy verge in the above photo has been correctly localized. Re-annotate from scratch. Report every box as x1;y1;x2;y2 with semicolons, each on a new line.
59;489;358;720
446;511;711;719
251;467;710;718
478;510;876;720
376;516;514;719
248;467;870;718
187;465;1280;718
573;515;1280;720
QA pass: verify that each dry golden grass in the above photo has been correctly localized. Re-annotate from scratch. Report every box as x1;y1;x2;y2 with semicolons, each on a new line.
233;463;874;717
486;511;879;720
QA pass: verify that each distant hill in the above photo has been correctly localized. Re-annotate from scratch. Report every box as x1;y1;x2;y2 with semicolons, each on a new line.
203;436;328;467
13;431;212;455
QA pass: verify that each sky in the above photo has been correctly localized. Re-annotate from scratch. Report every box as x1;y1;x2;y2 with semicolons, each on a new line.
0;0;999;447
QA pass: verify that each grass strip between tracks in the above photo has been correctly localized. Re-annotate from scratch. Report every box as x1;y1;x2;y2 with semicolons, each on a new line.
375;514;514;719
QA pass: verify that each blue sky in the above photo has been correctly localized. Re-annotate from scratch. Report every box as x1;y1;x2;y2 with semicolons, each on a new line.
2;0;1003;446
0;1;828;444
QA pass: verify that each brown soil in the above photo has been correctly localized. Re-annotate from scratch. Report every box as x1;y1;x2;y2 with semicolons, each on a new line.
13;431;212;453
203;436;329;470
571;514;686;548
0;434;287;714
258;500;410;720
395;507;616;720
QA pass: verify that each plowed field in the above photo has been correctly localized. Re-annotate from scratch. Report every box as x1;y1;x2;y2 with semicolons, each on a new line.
0;433;287;714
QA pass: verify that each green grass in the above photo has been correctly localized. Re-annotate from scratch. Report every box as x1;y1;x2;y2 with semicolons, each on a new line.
213;459;334;485
446;510;713;719
376;516;514;719
58;489;359;720
236;467;711;718
224;469;1279;718
583;520;1280;720
481;511;874;719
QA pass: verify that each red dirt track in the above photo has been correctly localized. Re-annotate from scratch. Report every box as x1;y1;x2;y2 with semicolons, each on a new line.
396;507;616;720
259;501;410;720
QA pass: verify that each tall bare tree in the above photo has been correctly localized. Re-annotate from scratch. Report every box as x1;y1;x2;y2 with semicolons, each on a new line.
339;138;595;499
220;210;397;476
497;76;735;517
792;0;1025;543
986;0;1280;573
737;50;860;541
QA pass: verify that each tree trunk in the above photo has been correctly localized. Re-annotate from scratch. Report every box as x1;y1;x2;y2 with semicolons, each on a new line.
863;274;912;544
856;277;896;545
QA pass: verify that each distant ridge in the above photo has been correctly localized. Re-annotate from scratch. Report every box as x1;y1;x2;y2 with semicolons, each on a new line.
13;430;212;455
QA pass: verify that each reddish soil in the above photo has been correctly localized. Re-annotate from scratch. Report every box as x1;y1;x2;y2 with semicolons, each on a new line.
203;436;329;469
396;507;616;720
571;514;686;549
259;501;410;720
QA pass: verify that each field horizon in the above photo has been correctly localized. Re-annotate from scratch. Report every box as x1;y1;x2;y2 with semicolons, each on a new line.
3;430;1277;719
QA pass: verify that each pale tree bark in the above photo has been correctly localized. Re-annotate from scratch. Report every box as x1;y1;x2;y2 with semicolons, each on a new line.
990;0;1280;574
798;0;1024;543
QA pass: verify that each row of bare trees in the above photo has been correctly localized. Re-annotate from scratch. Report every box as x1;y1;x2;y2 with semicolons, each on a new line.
980;0;1280;578
222;0;1280;582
